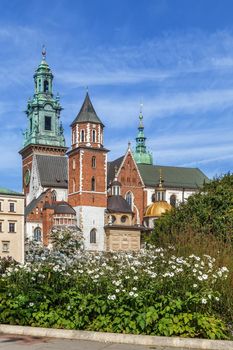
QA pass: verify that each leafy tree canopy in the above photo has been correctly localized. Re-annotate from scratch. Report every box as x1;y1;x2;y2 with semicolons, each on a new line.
153;173;233;242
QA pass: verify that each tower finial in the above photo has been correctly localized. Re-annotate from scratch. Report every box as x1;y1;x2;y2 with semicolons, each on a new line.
114;165;118;177
128;141;131;149
42;45;46;60
159;168;164;188
86;86;89;94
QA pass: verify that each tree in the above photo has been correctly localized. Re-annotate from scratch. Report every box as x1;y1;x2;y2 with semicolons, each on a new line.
152;173;233;243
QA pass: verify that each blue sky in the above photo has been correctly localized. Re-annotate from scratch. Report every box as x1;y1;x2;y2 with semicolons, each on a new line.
1;0;233;191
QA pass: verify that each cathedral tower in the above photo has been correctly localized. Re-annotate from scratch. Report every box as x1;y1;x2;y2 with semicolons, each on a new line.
68;92;108;250
133;109;153;165
19;48;67;201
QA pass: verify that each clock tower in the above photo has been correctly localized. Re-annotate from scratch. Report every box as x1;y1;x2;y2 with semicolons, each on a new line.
19;47;67;203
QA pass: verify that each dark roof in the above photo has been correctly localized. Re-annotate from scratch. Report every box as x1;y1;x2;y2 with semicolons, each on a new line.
36;154;68;188
52;201;76;215
108;156;209;189
71;93;104;126
25;191;48;216
107;195;132;213
138;164;209;189
107;156;124;184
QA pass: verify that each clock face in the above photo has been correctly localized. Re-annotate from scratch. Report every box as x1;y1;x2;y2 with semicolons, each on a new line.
24;169;31;186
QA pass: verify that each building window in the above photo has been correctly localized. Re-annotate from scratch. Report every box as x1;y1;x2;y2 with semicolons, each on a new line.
0;202;2;211
111;215;116;224
90;228;97;243
51;190;57;202
34;227;42;242
38;79;41;92
151;193;156;202
0;222;2;232
170;194;177;207
92;156;96;168
92;130;96;143
44;80;49;93
9;223;15;233
9;203;15;212
121;215;128;223
72;158;76;170
81;129;85;142
44;116;52;131
125;192;133;209
2;241;9;253
91;177;95;191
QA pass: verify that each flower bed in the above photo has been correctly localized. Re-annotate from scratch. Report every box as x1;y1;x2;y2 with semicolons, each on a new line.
0;245;230;339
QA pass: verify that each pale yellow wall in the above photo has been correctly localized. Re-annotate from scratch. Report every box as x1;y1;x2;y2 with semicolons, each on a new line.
0;194;25;263
105;228;140;252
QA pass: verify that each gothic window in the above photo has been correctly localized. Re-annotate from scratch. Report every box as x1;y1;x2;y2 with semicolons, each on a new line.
44;116;52;131
34;227;42;242
92;156;96;168
90;228;97;243
91;177;96;191
72;179;76;192
81;130;85;142
92;129;96;142
44;80;49;93
51;190;57;202
125;192;133;209
170;194;177;207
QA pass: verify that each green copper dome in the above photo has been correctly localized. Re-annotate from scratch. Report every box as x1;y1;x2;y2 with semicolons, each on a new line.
133;112;153;165
22;47;65;149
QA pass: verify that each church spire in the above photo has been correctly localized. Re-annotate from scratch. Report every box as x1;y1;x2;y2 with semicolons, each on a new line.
21;49;65;148
133;106;153;165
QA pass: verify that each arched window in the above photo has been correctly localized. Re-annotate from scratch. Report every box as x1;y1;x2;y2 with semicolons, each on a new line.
44;80;49;93
125;192;133;209
111;215;116;223
51;190;57;202
72;158;76;170
81;130;85;142
72;179;76;192
91;177;95;191
38;79;41;92
170;194;177;207
121;215;128;223
34;227;42;242
92;129;96;143
90;228;97;243
92;156;96;168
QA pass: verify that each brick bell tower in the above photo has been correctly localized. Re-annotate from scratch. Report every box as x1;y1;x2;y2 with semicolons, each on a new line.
19;47;67;203
68;92;108;250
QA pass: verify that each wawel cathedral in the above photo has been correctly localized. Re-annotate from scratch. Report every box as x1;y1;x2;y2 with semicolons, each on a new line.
19;50;208;251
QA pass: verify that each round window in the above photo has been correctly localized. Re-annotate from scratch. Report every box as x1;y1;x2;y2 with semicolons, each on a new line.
121;215;127;223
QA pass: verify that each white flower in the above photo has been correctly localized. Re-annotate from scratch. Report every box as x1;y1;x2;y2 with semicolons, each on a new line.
202;274;208;280
132;287;137;291
129;291;134;296
201;298;207;304
133;276;138;280
193;284;197;288
215;296;220;301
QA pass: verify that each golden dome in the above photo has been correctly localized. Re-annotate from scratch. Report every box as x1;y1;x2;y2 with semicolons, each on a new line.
144;201;172;218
